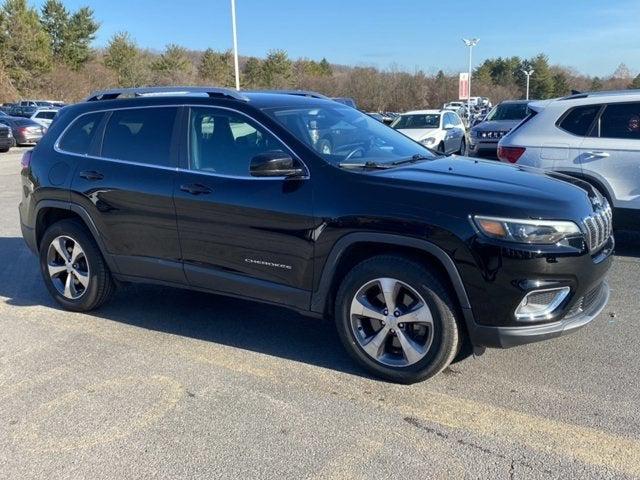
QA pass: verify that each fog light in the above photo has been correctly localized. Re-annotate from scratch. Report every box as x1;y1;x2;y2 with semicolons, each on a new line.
515;287;570;321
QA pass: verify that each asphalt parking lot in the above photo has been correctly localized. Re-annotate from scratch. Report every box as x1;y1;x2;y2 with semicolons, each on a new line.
1;147;639;479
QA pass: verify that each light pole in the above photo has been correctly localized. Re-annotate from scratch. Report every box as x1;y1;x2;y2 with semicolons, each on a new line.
230;0;240;90
462;38;479;122
522;68;534;100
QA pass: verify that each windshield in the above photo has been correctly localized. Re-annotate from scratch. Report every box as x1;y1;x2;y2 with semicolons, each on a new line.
263;104;435;167
486;103;530;121
390;114;440;129
36;111;57;119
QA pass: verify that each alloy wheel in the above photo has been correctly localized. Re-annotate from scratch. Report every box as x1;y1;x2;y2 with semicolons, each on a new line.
46;235;90;300
349;277;434;367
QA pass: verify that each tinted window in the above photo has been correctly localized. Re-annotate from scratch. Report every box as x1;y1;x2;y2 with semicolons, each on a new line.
486;103;530;121
189;107;289;176
558;105;599;136
264;105;436;166
102;107;177;166
391;114;440;129
599;103;640;140
58;112;103;155
36;111;57;120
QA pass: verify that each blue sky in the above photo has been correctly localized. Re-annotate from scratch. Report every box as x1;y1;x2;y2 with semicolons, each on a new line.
33;0;640;76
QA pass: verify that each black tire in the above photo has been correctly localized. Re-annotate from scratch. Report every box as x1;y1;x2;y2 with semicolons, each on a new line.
39;219;115;312
334;255;461;384
0;147;9;153
457;137;466;155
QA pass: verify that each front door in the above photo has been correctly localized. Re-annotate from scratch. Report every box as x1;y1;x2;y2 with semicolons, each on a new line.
173;106;316;310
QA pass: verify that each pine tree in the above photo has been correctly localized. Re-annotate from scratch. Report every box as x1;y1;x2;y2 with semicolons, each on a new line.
527;54;554;99
151;44;192;85
0;0;52;91
629;74;640;89
41;0;98;71
242;57;264;88
103;32;145;87
262;50;292;88
197;48;234;87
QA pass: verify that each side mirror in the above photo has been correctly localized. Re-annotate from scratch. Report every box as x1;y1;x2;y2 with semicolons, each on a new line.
250;151;304;178
443;123;455;130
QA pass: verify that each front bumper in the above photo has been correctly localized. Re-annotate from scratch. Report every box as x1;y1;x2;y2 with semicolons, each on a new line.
467;140;498;158
469;279;609;348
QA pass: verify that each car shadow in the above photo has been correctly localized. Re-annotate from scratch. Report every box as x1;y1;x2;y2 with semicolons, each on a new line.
615;229;640;258
0;236;365;378
2;232;638;378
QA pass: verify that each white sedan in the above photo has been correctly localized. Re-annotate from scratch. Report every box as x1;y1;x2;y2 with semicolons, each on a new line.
390;109;466;155
30;109;58;129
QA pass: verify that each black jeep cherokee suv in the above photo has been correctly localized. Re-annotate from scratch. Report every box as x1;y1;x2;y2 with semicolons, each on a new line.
19;87;614;383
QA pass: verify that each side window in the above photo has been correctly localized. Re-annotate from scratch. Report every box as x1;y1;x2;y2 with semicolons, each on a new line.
101;107;178;166
599;103;640;140
58;112;104;155
558;105;600;136
443;113;453;127
188;107;289;176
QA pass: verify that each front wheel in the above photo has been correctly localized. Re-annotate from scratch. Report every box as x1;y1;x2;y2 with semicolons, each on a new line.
39;219;115;312
334;255;461;383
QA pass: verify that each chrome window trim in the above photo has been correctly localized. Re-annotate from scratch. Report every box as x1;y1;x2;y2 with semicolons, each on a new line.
54;103;310;181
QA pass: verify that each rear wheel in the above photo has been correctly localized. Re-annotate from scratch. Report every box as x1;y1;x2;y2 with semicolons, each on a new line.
335;255;461;383
458;137;466;155
39;219;115;311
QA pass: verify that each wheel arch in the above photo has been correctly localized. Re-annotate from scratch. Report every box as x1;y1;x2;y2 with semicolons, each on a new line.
555;170;614;205
311;233;473;323
34;200;119;273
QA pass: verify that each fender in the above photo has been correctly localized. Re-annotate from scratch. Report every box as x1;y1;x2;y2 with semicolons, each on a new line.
310;232;473;322
33;199;120;274
555;170;614;205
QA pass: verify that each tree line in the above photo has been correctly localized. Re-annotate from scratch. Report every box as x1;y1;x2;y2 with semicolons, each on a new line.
1;0;640;111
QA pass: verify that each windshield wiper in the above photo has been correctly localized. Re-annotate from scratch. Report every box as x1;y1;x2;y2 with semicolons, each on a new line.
338;161;392;169
390;154;433;166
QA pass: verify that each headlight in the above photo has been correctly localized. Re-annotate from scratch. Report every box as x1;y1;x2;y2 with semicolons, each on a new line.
420;137;436;146
473;216;582;244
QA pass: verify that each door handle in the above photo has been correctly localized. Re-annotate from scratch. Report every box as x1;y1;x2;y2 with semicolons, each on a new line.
79;170;104;181
584;151;610;158
180;183;212;195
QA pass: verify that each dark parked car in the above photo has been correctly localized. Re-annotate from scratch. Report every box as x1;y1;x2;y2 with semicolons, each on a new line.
0;116;45;145
468;100;532;159
0;123;14;152
19;87;612;383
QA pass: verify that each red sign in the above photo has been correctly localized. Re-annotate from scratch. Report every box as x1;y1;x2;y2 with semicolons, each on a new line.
459;72;469;100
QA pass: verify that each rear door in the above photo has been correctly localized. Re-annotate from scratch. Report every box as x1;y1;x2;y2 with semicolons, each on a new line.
173;106;316;310
578;102;640;215
68;106;185;283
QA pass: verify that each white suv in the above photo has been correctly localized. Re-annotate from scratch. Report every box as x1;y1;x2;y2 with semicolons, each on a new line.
498;90;640;229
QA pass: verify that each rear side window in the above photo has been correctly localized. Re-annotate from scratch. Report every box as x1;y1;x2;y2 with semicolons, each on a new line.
36;111;57;120
557;105;600;136
598;103;640;140
58;112;104;155
101;107;178;166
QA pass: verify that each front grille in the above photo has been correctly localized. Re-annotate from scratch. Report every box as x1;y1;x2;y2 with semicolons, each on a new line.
565;282;605;319
582;201;612;252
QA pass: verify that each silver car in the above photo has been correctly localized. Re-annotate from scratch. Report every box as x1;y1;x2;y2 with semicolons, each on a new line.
498;90;640;229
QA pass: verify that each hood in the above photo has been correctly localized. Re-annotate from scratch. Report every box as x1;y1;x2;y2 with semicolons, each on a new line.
396;128;439;141
472;119;520;132
372;156;596;222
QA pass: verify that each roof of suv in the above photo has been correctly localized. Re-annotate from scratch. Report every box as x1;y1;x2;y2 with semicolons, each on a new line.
82;86;338;110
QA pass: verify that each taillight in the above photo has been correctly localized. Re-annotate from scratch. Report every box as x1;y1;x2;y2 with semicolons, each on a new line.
498;146;526;163
21;150;32;170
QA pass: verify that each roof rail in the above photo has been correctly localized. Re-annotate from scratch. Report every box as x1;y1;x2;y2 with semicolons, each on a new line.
246;89;329;99
84;86;250;102
560;88;640;101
